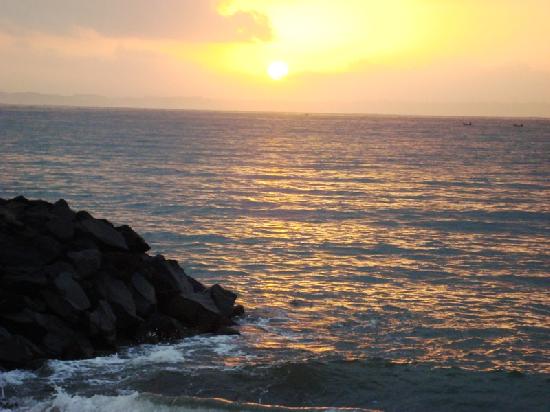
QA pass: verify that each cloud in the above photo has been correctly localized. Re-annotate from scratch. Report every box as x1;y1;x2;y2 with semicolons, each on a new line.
0;0;272;42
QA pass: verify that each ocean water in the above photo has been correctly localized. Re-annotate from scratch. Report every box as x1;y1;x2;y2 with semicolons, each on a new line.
0;106;549;411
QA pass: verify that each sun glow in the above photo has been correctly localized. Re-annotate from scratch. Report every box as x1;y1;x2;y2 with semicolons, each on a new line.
267;61;289;80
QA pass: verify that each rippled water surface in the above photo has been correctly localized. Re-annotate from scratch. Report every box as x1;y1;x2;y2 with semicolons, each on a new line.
0;106;549;411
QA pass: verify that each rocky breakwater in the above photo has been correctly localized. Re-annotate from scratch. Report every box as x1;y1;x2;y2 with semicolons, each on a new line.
0;196;244;370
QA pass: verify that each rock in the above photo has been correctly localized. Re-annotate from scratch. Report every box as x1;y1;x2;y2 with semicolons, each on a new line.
1;269;49;292
210;284;237;317
0;333;43;368
102;251;142;280
79;218;128;250
46;215;74;241
0;232;58;268
96;275;141;328
34;313;93;359
215;326;240;335
0;309;42;342
134;313;191;343
0;326;9;338
32;234;63;263
53;272;91;311
132;273;157;317
232;304;245;317
51;199;75;221
116;225;150;253
161;292;225;332
88;300;117;345
0;206;23;227
132;273;157;305
0;196;242;370
149;256;193;296
43;261;76;278
67;249;101;278
41;290;81;325
187;274;207;293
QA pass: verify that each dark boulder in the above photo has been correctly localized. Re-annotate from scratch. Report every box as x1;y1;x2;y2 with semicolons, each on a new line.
79;218;128;250
1;269;49;293
41;290;82;325
161;292;226;332
34;312;94;359
46;215;74;241
102;251;142;280
0;309;43;342
116;225;150;253
210;284;237;317
135;313;192;343
232;304;245;317
51;199;75;221
43;261;76;278
95;274;141;328
149;256;194;296
0;333;43;369
131;273;157;317
0;196;243;370
53;272;91;311
67;249;101;278
88;300;117;345
132;273;157;305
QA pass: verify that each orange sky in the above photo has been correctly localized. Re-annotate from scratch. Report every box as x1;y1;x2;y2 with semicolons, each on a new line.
0;0;549;115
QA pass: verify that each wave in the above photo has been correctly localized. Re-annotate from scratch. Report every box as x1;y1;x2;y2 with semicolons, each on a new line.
12;389;375;412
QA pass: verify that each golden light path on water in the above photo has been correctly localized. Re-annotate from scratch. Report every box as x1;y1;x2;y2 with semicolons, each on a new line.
1;109;549;377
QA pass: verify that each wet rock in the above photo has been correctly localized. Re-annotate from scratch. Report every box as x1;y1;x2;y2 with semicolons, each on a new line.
0;232;54;268
232;304;245;317
210;284;237;317
67;249;101;278
135;313;192;343
116;225;150;253
1;269;48;292
41;290;82;325
0;196;242;370
102;251;142;280
149;256;193;296
161;292;225;332
0;309;42;342
53;272;91;311
132;273;157;305
132;273;157;317
43;261;75;278
34;312;93;359
46;215;74;241
79;218;128;250
96;274;141;328
215;326;240;335
0;333;43;368
51;199;75;221
88;300;117;344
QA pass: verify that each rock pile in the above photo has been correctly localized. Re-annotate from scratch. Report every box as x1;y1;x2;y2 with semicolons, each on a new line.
0;196;243;370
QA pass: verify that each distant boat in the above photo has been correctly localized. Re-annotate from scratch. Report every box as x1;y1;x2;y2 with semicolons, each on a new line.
513;123;524;127
463;122;472;126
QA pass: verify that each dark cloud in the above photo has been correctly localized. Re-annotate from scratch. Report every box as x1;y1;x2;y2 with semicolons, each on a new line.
0;0;272;41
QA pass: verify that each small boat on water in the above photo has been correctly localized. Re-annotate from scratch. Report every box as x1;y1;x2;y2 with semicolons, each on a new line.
463;122;472;126
513;123;524;127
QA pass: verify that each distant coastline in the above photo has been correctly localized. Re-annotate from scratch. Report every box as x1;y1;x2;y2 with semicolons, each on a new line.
1;91;549;119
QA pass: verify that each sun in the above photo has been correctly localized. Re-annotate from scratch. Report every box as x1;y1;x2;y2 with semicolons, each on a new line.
267;61;289;80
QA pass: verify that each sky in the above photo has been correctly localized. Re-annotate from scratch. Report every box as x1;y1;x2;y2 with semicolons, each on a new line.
0;0;549;116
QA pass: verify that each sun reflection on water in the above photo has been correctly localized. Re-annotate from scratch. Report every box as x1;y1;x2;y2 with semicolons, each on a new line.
1;108;549;373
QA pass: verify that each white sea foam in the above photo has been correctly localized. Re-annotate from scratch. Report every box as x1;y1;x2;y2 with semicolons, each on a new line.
130;346;185;364
22;390;178;412
0;370;35;388
19;389;373;412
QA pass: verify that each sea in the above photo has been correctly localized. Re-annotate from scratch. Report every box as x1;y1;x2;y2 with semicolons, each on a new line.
0;106;548;411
